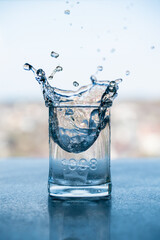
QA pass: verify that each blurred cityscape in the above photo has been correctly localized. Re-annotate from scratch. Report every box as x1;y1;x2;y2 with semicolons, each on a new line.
0;101;160;159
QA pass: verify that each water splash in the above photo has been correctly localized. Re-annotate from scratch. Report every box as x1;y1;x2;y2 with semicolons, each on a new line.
24;62;122;153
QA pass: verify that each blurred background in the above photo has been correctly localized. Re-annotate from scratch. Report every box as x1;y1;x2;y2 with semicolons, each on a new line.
0;0;160;159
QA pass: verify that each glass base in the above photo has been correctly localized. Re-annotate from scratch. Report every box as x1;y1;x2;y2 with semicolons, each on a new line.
48;182;112;199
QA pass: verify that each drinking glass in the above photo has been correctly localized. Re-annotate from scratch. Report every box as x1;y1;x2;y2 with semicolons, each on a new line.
48;104;111;198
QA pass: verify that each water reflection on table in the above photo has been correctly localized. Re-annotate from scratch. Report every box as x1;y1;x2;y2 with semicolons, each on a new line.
48;197;111;240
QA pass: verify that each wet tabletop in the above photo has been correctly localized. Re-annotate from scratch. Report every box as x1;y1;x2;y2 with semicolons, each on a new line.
0;158;160;240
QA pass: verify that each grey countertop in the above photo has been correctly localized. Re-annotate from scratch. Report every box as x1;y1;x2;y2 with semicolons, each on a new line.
0;158;160;240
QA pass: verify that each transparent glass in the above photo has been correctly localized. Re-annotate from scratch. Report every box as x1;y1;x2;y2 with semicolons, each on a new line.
48;105;111;198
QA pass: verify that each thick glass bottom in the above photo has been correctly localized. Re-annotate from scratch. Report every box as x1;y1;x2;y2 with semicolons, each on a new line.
48;182;112;199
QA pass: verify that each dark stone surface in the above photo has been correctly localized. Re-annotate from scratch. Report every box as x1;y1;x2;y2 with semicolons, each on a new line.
0;158;160;240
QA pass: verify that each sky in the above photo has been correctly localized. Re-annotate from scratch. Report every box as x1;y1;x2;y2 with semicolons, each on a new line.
0;0;160;102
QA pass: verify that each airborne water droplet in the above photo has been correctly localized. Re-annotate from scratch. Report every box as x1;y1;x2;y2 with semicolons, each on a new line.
115;78;123;84
64;9;70;15
51;51;59;58
125;70;130;76
48;76;53;80
97;66;103;71
110;48;116;53
73;81;79;87
48;66;63;80
55;66;63;72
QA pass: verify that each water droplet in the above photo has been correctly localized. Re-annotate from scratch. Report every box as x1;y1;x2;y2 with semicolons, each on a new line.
115;78;123;84
97;49;101;52
65;108;74;116
123;26;127;30
151;46;155;50
81;26;83;29
77;1;80;4
37;69;45;77
55;66;63;72
64;9;70;15
90;75;97;84
23;63;32;71
51;51;59;58
66;0;69;3
35;69;46;83
73;81;79;87
69;23;72;26
110;48;116;53
102;57;106;61
97;66;103;71
125;70;130;76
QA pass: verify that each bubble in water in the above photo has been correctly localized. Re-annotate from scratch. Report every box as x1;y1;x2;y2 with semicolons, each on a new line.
90;75;97;84
97;66;103;71
23;63;32;71
51;51;59;58
73;81;79;87
65;108;74;116
125;70;130;76
55;66;63;72
64;9;70;15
